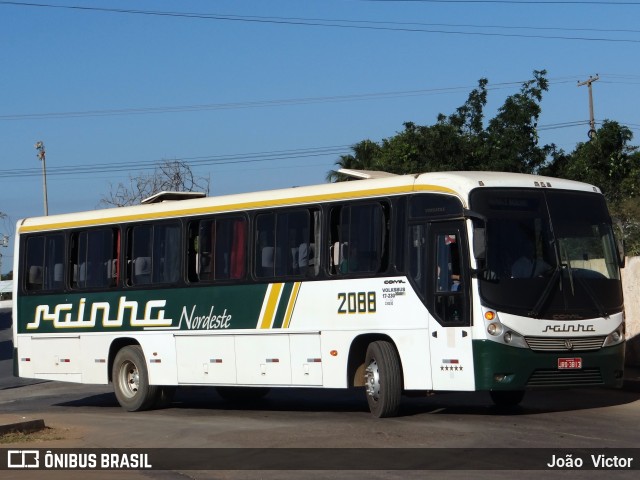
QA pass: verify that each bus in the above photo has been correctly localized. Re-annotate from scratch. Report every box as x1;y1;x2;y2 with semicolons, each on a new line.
12;170;626;417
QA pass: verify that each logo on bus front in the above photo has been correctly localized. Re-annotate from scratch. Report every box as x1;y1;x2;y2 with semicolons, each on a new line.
542;324;595;333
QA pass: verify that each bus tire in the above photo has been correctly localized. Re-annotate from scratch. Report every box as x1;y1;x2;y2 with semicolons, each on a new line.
364;340;402;418
490;390;525;408
112;345;159;412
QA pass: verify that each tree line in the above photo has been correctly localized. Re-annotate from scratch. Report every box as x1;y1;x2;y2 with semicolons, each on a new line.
327;70;640;256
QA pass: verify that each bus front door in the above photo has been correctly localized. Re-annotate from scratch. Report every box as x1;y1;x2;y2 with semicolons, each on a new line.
410;221;475;391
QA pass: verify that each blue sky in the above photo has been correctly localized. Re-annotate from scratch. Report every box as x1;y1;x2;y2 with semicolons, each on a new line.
1;0;639;273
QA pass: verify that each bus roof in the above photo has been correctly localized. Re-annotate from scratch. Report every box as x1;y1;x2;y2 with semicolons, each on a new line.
17;171;600;233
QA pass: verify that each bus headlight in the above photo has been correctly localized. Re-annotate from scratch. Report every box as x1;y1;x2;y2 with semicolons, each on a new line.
504;331;513;344
603;325;625;347
487;323;503;336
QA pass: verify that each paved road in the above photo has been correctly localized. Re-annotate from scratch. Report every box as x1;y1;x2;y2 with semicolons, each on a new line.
0;312;39;390
2;312;639;480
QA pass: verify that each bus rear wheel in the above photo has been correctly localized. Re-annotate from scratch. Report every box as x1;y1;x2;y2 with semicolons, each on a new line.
113;345;160;412
364;340;402;418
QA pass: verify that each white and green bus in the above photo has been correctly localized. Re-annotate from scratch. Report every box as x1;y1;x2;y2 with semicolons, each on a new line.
12;170;626;417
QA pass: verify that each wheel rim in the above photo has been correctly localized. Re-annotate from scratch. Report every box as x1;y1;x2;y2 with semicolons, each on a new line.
365;359;381;401
117;360;140;399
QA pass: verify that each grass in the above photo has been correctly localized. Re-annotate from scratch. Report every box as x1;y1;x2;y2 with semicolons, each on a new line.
0;426;66;444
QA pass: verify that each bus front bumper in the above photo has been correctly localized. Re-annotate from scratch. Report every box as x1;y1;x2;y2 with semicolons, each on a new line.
472;340;625;391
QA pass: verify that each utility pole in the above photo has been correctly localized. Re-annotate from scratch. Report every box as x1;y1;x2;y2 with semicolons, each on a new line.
0;233;8;284
577;74;599;139
35;141;48;216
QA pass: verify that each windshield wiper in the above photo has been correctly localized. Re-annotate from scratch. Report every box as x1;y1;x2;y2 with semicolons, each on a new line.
528;196;563;318
575;272;608;318
560;243;576;296
528;265;561;318
559;242;608;318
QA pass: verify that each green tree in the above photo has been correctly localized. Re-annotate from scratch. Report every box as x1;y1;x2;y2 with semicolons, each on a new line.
327;71;640;254
327;71;553;179
545;121;639;206
326;140;381;182
542;121;640;255
483;70;554;173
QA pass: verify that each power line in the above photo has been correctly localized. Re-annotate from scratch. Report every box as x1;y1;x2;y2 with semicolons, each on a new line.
0;86;498;121
1;2;639;42
4;74;636;123
0;78;581;121
366;0;640;4
537;120;590;131
0;145;352;179
0;117;616;181
5;2;640;34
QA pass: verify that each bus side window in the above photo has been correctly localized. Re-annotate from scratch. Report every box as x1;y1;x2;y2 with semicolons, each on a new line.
298;210;320;277
329;203;386;276
127;223;181;286
189;216;247;283
436;234;461;292
24;234;64;292
255;213;276;279
408;225;426;295
25;236;45;291
255;209;317;280
71;228;119;289
433;232;466;325
152;223;181;284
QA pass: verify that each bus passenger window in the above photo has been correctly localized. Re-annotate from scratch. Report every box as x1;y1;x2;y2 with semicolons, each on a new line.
329;203;386;275
71;228;119;289
128;223;181;286
24;234;64;292
256;214;276;279
192;216;247;282
254;209;317;280
25;236;44;291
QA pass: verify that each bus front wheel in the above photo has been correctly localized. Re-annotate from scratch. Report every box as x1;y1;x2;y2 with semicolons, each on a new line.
364;340;402;418
113;345;160;412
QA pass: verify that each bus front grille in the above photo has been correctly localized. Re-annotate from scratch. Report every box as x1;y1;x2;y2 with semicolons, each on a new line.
525;336;605;352
527;368;603;387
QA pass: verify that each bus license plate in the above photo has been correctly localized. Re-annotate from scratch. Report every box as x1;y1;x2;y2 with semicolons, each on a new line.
558;358;582;369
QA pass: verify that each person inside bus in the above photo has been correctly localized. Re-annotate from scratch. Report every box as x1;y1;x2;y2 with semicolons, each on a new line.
511;236;551;278
339;244;359;274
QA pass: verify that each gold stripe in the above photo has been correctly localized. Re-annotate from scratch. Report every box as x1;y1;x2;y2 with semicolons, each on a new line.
259;283;283;329
282;282;302;329
18;183;457;233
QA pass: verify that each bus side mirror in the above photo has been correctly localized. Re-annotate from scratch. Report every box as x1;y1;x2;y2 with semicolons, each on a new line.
473;227;487;261
464;209;487;263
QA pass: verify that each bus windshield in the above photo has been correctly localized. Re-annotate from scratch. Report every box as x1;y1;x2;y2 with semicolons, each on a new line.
470;188;623;319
